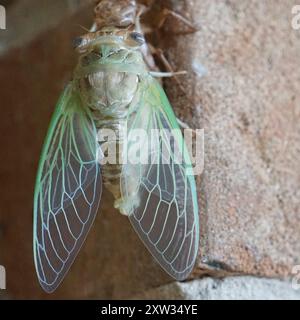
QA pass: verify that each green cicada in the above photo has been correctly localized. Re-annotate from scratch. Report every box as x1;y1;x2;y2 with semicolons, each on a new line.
33;1;199;293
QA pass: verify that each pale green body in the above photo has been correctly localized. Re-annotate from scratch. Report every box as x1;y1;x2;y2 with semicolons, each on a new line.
74;47;147;208
33;32;199;293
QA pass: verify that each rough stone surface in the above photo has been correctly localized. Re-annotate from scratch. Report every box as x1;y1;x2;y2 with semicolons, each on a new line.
134;276;300;300
0;0;299;299
157;0;300;278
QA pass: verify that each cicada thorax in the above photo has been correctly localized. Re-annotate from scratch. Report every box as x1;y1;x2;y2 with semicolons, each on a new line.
73;29;148;213
78;69;139;115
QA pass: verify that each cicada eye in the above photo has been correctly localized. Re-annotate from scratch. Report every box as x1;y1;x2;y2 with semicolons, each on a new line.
73;36;91;53
129;32;145;46
73;37;84;48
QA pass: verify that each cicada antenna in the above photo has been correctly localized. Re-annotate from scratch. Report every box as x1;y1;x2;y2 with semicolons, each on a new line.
76;24;92;33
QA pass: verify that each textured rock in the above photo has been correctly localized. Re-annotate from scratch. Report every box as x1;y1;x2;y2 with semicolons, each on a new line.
0;0;299;300
134;276;300;300
156;0;300;278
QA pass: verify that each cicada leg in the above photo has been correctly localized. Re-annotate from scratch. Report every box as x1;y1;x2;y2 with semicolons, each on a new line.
176;117;191;130
132;4;159;72
134;2;198;105
157;8;199;34
148;45;191;98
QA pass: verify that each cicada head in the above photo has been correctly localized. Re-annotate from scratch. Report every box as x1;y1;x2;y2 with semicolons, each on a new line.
73;28;145;65
73;28;146;111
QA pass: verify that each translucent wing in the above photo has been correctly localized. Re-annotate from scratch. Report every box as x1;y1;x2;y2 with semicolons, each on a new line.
33;84;102;293
121;77;199;280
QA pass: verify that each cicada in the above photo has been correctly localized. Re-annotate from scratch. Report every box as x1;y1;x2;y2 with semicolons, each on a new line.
33;0;199;293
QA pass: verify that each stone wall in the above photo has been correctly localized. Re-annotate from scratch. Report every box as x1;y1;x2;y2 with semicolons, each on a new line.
0;0;299;299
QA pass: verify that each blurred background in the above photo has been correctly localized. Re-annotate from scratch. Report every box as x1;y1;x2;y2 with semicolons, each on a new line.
0;0;299;299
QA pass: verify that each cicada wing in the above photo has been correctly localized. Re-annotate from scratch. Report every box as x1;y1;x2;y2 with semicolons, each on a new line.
33;84;102;293
121;78;199;280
